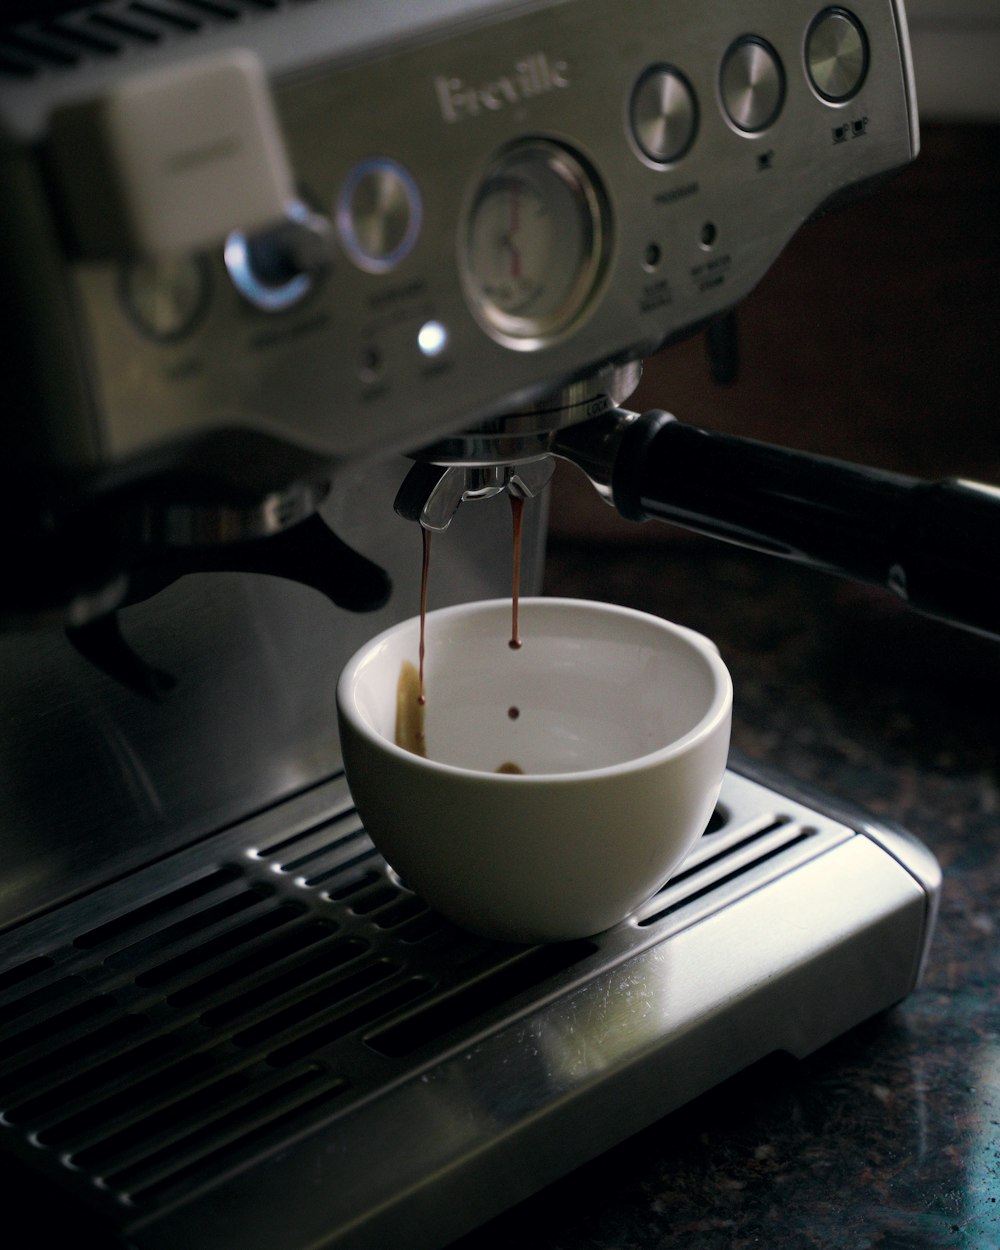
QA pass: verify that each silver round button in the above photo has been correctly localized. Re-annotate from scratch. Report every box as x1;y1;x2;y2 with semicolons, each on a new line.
630;65;698;165
807;8;869;102
720;36;785;134
337;158;422;274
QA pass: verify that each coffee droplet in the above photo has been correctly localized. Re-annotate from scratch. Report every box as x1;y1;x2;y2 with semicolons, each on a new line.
395;660;427;757
507;706;520;720
496;761;524;775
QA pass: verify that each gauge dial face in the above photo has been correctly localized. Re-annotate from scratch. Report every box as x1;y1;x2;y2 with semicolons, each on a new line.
462;141;608;348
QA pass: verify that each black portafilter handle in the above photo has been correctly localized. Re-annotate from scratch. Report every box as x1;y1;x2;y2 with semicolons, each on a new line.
601;409;1000;641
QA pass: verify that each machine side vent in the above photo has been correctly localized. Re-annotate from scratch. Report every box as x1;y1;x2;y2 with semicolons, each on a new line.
0;0;288;79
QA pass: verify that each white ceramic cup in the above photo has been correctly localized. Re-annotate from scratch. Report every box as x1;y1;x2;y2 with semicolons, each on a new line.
336;597;732;943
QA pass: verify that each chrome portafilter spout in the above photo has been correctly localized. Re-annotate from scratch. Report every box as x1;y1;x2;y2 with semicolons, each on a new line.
393;360;641;530
393;459;557;532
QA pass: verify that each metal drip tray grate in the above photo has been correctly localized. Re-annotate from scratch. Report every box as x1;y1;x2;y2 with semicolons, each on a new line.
0;762;937;1249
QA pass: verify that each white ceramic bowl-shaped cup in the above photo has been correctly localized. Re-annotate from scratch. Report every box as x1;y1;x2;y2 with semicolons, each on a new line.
336;598;732;943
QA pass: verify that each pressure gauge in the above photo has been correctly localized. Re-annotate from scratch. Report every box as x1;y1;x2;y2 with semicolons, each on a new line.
462;140;609;349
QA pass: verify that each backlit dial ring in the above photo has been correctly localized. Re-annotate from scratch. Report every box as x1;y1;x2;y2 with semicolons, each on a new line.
462;140;609;350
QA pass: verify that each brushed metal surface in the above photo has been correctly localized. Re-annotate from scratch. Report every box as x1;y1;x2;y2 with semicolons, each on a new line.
807;8;871;101
0;762;938;1250
720;36;787;133
630;65;700;165
2;0;917;477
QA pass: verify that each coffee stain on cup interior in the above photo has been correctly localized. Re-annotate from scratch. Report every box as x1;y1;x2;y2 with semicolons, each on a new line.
395;659;427;757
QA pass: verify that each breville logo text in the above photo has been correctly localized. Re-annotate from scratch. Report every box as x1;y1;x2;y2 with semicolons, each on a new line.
435;52;569;123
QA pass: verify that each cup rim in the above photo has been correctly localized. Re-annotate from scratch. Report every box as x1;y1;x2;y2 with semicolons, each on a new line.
336;597;733;783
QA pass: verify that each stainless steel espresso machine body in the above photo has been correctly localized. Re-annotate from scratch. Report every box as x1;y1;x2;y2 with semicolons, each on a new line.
1;3;945;1247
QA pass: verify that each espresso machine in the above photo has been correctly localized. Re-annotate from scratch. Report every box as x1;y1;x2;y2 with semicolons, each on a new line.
1;1;988;1245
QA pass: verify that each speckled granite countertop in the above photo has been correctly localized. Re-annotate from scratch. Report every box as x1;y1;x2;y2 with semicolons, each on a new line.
452;537;1000;1250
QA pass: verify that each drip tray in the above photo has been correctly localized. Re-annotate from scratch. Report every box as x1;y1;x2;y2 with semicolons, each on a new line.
0;758;939;1250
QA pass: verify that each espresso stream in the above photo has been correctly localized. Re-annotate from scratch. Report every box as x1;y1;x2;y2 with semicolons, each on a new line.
395;494;526;773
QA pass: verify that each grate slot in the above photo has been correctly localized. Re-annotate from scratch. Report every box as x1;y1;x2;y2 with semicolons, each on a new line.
0;956;55;994
3;1;105;22
118;1070;349;1206
42;17;120;52
365;941;599;1059
58;1060;337;1180
265;978;433;1068
101;886;276;969
74;866;243;949
0;29;79;67
167;924;353;1012
32;1051;220;1148
69;1069;254;1171
303;845;379;887
253;803;358;861
323;867;384;901
5;1033;185;1129
1;0;283;77
134;902;309;989
192;935;369;1026
0;993;118;1064
394;911;447;943
373;896;431;930
642;834;813;925
0;973;87;1026
668;817;792;887
230;959;399;1051
127;1;202;31
349;884;404;916
637;822;819;929
175;0;243;18
0;1012;148;1099
280;830;369;876
254;810;371;881
86;9;162;41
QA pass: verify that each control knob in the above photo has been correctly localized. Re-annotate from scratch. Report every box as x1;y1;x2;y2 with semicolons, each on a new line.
225;200;331;312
